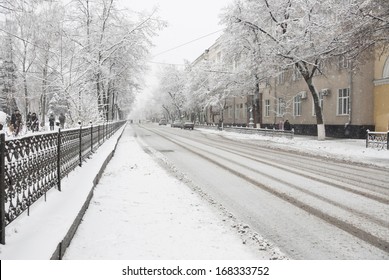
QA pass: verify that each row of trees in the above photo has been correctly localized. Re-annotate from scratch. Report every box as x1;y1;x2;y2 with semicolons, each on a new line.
151;0;389;140
0;0;164;126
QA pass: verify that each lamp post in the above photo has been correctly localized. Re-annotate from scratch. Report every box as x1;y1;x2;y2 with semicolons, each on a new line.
249;106;254;128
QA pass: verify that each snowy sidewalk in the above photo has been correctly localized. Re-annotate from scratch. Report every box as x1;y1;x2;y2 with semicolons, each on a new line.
62;125;270;259
0;126;126;259
198;128;389;169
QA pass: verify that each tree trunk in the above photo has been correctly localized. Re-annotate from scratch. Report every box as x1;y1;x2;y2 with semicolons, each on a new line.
40;56;49;127
111;89;115;121
254;75;262;127
305;77;326;140
162;105;171;120
297;61;326;140
23;76;29;117
96;71;105;120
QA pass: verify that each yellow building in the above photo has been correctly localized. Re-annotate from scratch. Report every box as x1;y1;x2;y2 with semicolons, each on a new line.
374;49;389;132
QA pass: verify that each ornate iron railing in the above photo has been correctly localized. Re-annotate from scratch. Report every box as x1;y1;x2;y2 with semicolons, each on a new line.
0;121;126;244
366;130;389;150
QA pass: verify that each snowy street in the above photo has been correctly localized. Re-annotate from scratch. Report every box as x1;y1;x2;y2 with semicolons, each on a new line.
129;123;389;259
2;0;389;278
63;124;276;259
1;123;389;261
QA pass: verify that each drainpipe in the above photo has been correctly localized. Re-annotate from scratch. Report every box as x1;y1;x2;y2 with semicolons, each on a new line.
233;97;236;125
273;79;277;126
348;62;353;125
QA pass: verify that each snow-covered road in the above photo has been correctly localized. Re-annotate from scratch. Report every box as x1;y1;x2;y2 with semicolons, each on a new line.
63;125;282;259
134;124;389;259
3;122;387;261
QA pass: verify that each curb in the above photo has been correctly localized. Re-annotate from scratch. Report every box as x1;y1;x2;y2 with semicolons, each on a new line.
50;125;126;260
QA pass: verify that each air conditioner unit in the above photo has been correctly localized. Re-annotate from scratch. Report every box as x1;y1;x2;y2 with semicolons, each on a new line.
299;91;307;99
321;88;330;96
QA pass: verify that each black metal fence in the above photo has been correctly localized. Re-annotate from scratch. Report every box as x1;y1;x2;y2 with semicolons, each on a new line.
0;121;126;244
366;130;389;150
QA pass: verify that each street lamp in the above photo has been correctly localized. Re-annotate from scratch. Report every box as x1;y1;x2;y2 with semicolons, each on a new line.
249;107;254;128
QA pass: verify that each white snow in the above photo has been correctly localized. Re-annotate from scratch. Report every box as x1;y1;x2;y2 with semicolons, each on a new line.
0;124;388;261
0;111;7;124
62;127;266;260
198;128;389;169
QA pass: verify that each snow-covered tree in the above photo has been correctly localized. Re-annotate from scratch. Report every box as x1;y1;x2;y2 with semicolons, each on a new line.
187;55;243;124
66;0;164;122
11;0;38;117
184;61;211;122
0;0;164;127
0;25;18;115
156;65;187;121
221;0;377;140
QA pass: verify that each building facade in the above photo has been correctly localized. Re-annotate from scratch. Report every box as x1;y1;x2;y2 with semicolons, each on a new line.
260;56;375;138
192;40;255;127
192;41;387;138
373;48;389;132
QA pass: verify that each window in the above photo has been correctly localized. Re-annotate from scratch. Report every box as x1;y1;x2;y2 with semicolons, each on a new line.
338;88;350;115
277;97;285;116
312;92;324;116
265;78;270;88
339;56;349;69
216;52;222;63
293;95;302;116
277;70;285;85
232;60;238;71
293;66;302;81
235;104;240;119
383;57;389;78
243;104;247;119
227;106;232;118
265;99;270;117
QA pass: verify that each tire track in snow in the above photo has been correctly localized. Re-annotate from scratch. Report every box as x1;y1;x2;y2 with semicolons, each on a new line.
143;126;389;255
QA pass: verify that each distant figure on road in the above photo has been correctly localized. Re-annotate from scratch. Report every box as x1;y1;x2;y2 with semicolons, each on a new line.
49;113;55;131
59;113;66;129
284;119;291;131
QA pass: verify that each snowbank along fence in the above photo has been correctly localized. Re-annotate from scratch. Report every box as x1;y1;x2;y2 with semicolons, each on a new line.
0;121;126;244
197;124;294;139
366;130;389;150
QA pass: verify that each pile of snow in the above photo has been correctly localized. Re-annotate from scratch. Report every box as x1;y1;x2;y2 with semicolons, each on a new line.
198;128;389;169
0;111;7;124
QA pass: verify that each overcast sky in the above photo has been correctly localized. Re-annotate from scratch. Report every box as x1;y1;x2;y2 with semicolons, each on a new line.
126;0;230;65
122;0;232;117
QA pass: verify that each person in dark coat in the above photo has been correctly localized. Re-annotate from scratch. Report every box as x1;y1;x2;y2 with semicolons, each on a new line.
284;119;291;131
59;113;66;129
10;109;23;136
30;112;39;132
26;112;32;130
49;113;55;131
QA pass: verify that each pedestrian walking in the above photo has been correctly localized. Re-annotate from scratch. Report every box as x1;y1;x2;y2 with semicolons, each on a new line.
11;109;23;136
59;113;66;129
49;113;55;131
26;112;32;131
30;112;39;132
284;119;291;131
